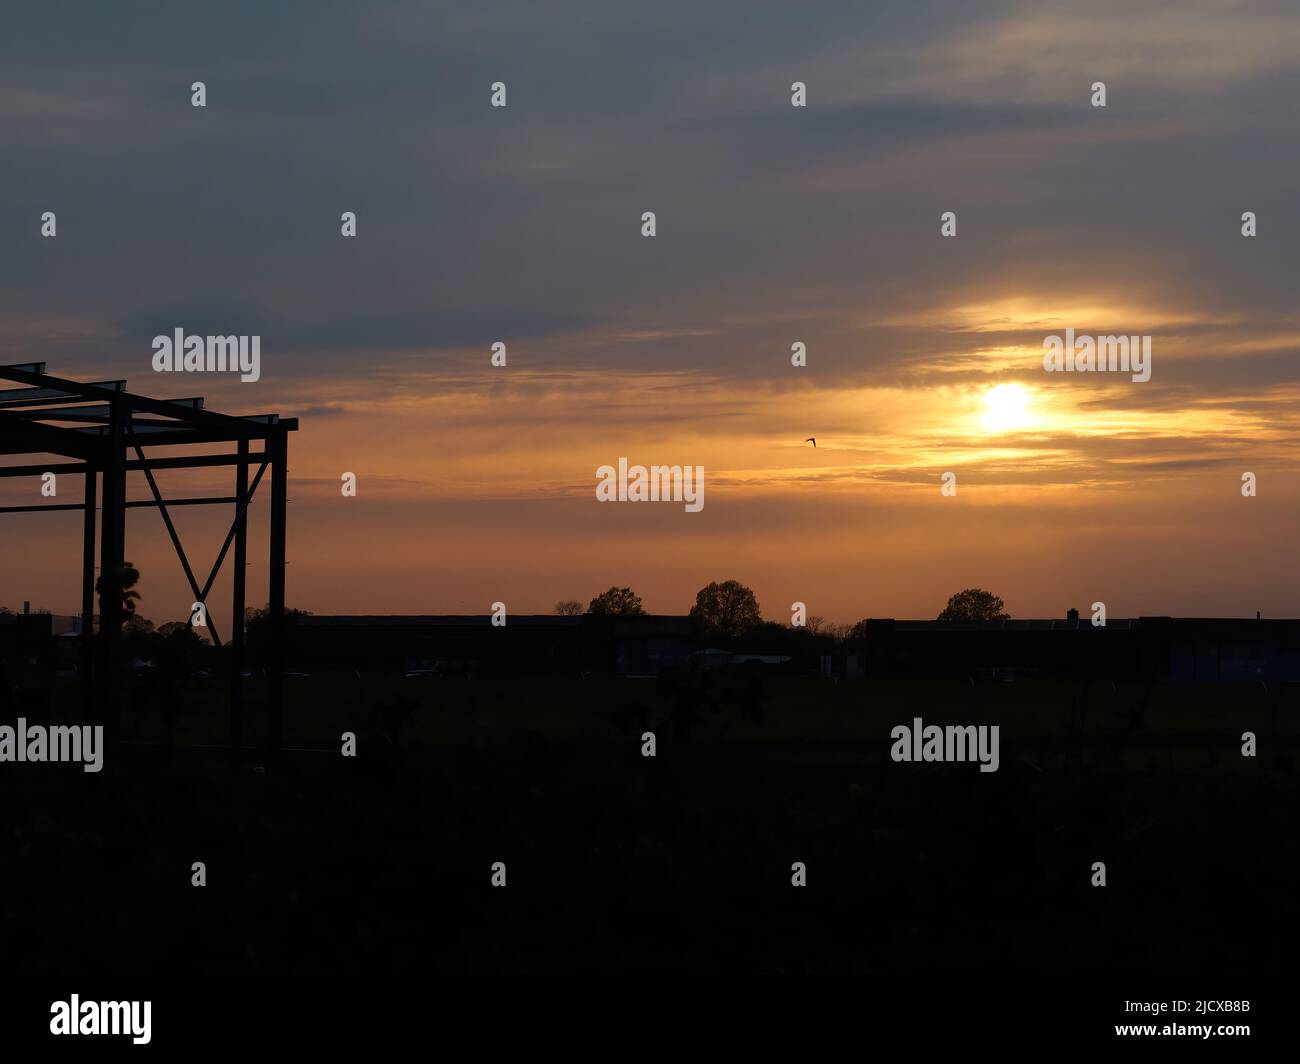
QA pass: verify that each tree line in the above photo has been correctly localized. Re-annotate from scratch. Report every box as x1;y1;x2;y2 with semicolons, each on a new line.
556;583;1009;637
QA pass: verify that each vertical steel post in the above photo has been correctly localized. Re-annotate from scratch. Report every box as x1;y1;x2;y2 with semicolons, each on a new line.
81;465;97;714
230;439;249;752
267;428;287;760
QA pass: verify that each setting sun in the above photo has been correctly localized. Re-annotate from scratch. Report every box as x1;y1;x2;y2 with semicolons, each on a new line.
980;382;1035;433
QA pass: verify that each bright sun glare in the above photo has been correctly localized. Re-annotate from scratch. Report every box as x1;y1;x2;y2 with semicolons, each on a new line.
980;382;1035;433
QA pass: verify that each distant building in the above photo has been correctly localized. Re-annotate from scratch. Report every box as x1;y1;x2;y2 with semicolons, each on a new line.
292;614;695;677
858;616;1300;683
8;608;1299;688
0;610;56;709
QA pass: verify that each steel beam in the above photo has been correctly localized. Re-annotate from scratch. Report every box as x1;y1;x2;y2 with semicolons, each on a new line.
0;365;277;438
230;440;249;753
98;397;126;728
0;452;270;478
131;438;222;648
0;496;241;514
81;467;96;714
267;428;288;760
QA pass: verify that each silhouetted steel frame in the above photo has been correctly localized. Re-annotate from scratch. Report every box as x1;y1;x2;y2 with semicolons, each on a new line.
0;364;296;758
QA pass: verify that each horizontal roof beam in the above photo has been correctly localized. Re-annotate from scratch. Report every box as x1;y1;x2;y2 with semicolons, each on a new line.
0;495;240;514
0;365;284;437
0;451;270;478
0;414;101;460
74;426;268;447
6;398;204;421
75;420;296;447
0;381;126;408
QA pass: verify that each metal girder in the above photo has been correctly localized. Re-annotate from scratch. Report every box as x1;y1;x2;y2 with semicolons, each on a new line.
230;440;250;752
0;364;289;440
199;461;268;604
0;413;102;460
69;423;297;448
131;434;221;647
0;451;271;477
0;381;126;407
1;363;293;758
81;468;96;713
5;398;204;420
0;497;242;514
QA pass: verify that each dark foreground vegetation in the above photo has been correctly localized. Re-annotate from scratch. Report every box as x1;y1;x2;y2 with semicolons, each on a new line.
4;670;1298;975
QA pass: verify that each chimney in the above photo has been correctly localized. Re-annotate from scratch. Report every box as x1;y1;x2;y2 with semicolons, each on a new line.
1066;608;1079;622
22;601;30;615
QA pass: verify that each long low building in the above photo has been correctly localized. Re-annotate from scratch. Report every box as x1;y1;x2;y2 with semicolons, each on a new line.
859;616;1300;683
291;612;1300;684
8;609;1298;686
290;614;697;676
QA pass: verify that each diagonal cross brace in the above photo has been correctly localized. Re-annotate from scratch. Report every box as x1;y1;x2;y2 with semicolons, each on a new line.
198;459;268;604
131;435;223;647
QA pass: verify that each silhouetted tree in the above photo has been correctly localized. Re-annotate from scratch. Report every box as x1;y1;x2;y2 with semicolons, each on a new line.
122;615;156;660
554;600;584;616
587;587;645;616
937;588;1009;621
243;605;313;665
690;579;762;636
96;561;141;624
154;621;204;673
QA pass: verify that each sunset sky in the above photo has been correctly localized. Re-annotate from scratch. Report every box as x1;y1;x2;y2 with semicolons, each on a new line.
3;0;1299;626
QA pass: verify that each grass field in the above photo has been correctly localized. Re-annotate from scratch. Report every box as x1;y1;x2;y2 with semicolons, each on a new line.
6;670;1298;974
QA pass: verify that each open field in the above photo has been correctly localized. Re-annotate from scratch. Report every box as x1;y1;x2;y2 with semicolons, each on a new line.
5;671;1297;974
83;668;1300;744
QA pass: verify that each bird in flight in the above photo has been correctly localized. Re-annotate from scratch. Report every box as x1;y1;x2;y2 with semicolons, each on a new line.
805;437;816;448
